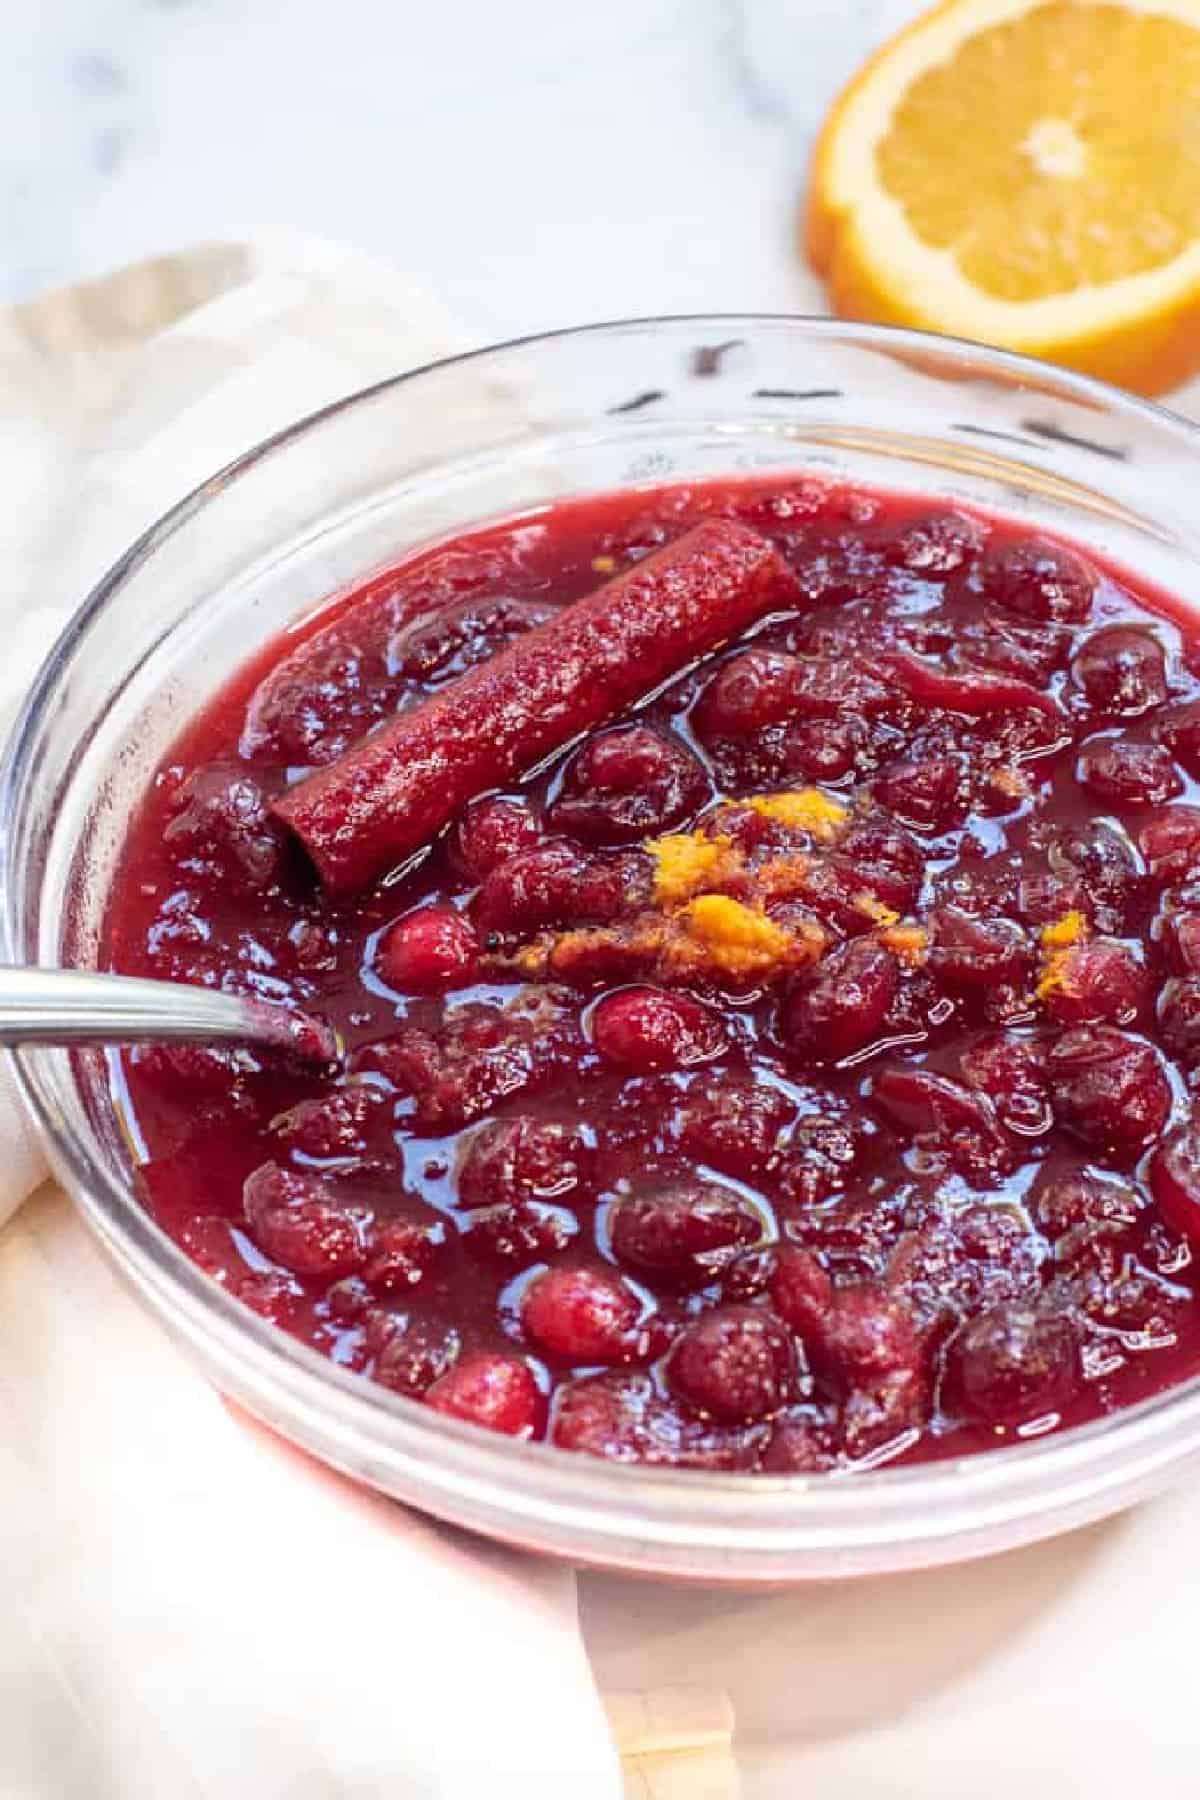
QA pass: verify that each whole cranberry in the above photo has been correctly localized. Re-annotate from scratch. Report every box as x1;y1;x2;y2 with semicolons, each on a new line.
871;1067;1014;1184
271;1083;385;1158
609;1182;766;1286
550;1371;765;1469
243;1162;369;1280
947;1302;1079;1428
457;1117;592;1210
1048;1027;1172;1155
1157;701;1200;777
978;535;1095;625
363;1217;448;1295
521;1265;642;1363
548;725;707;844
928;908;1031;991
376;906;479;993
779;939;900;1063
1071;627;1168;717
837;818;924;913
769;1243;835;1338
425;1353;545;1438
1158;977;1200;1068
591;987;726;1072
875;756;970;834
694;648;799;738
887;508;982;575
666;1305;795;1423
1077;739;1182;808
817;1283;921;1387
960;1032;1051;1134
761;1408;839;1472
1039;939;1148;1027
373;1319;462;1396
672;1073;792;1177
450;796;541;880
1150;1119;1200;1246
473;840;597;936
1139;807;1200;887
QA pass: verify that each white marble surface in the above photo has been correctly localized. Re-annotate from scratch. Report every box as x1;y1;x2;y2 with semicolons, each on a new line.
0;0;916;332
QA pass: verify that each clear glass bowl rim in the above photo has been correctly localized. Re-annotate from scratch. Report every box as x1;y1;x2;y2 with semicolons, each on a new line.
6;311;1200;1574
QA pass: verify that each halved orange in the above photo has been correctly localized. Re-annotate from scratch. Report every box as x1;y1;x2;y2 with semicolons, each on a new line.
807;0;1200;394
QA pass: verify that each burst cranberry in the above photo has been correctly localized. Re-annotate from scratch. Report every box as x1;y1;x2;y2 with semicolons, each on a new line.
1049;823;1144;932
837;818;923;913
425;1352;545;1437
887;508;981;574
780;1105;887;1210
242;1162;368;1280
458;1117;591;1210
1150;1120;1200;1245
609;1182;766;1286
876;756;970;833
164;765;285;888
521;1265;642;1363
473;840;601;936
781;715;862;783
390;594;553;679
672;1073;792;1176
780;939;900;1063
551;1371;765;1469
694;648;799;737
591;987;726;1071
1033;1168;1143;1241
377;905;479;992
1139;807;1200;886
1161;907;1200;974
928;907;1030;990
871;1067;1014;1184
769;1243;835;1338
272;1084;385;1159
1048;1027;1172;1155
960;1032;1051;1134
1077;738;1182;807
761;1409;839;1472
978;535;1095;624
1071;628;1168;717
373;1320;462;1396
1157;701;1200;776
461;1200;578;1269
363;1217;448;1294
548;725;707;843
450;796;542;880
947;1302;1079;1428
666;1306;795;1423
1158;977;1200;1069
1040;939;1148;1026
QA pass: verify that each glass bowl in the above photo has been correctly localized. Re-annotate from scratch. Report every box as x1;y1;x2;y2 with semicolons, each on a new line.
6;315;1200;1584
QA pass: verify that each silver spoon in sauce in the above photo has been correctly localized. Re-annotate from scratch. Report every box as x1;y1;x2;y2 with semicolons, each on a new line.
0;967;339;1067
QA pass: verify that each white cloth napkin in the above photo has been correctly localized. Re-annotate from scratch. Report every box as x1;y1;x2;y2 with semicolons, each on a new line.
0;237;620;1800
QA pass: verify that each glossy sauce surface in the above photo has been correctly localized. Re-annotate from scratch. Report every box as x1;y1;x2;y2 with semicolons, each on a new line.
103;476;1200;1471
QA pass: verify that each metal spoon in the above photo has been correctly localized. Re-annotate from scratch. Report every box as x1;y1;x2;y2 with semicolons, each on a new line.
0;966;339;1066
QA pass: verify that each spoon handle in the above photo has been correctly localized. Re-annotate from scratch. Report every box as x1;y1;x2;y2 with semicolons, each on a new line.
0;966;334;1063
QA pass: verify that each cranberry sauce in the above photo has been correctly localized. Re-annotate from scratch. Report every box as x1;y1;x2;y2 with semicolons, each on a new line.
102;476;1200;1472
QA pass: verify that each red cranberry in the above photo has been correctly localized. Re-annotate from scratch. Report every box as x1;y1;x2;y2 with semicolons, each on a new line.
871;1067;1014;1183
373;1319;462;1396
1039;939;1148;1026
780;939;900;1063
235;1270;305;1325
450;796;542;880
694;649;799;738
243;1162;369;1280
461;1199;578;1269
837;818;923;913
928;908;1031;991
458;1117;591;1210
521;1265;642;1363
1077;739;1182;807
876;756;970;833
163;765;284;889
666;1305;795;1423
978;535;1095;624
473;840;599;936
960;1032;1051;1134
887;509;982;574
781;715;862;783
1158;977;1200;1068
1161;907;1200;974
131;1040;262;1101
779;1105;887;1210
1034;1167;1143;1240
947;1302;1079;1428
769;1243;835;1338
376;906;479;993
550;1371;766;1469
363;1217;448;1295
1071;628;1168;717
1139;807;1200;886
425;1352;545;1437
390;594;552;679
1150;1119;1200;1245
672;1073;792;1177
609;1182;766;1286
957;617;1067;684
1048;1027;1172;1155
1157;701;1200;777
1049;823;1143;932
591;987;726;1072
272;1084;384;1159
548;725;707;844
